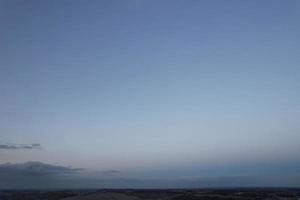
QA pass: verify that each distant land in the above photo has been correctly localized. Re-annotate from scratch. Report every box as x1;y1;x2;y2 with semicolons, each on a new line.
1;188;300;200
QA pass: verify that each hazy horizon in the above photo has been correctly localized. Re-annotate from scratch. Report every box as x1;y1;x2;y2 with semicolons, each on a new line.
1;0;300;188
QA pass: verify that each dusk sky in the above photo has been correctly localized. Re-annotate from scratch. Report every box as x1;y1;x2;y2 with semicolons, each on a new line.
1;0;300;188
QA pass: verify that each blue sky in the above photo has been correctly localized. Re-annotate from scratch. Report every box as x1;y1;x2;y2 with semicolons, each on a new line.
0;0;300;187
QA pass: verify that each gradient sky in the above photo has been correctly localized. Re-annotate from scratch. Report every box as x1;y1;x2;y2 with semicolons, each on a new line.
1;0;300;187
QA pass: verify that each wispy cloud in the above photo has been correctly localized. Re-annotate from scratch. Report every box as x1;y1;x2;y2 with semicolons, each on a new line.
101;170;121;175
0;143;42;150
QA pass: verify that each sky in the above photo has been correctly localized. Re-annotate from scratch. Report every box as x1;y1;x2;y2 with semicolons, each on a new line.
0;0;300;188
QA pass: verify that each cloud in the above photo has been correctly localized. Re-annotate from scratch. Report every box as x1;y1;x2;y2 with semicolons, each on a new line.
101;170;121;174
1;162;300;189
0;161;82;176
0;143;42;150
0;161;84;189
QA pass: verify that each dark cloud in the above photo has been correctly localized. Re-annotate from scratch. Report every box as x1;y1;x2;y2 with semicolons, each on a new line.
0;161;84;189
0;143;42;150
0;161;82;176
1;162;299;189
0;144;18;150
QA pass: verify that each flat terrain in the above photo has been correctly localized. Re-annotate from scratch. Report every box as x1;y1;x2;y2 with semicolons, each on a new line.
1;188;300;200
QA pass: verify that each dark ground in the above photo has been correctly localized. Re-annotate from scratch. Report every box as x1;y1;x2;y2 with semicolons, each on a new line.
0;188;300;200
